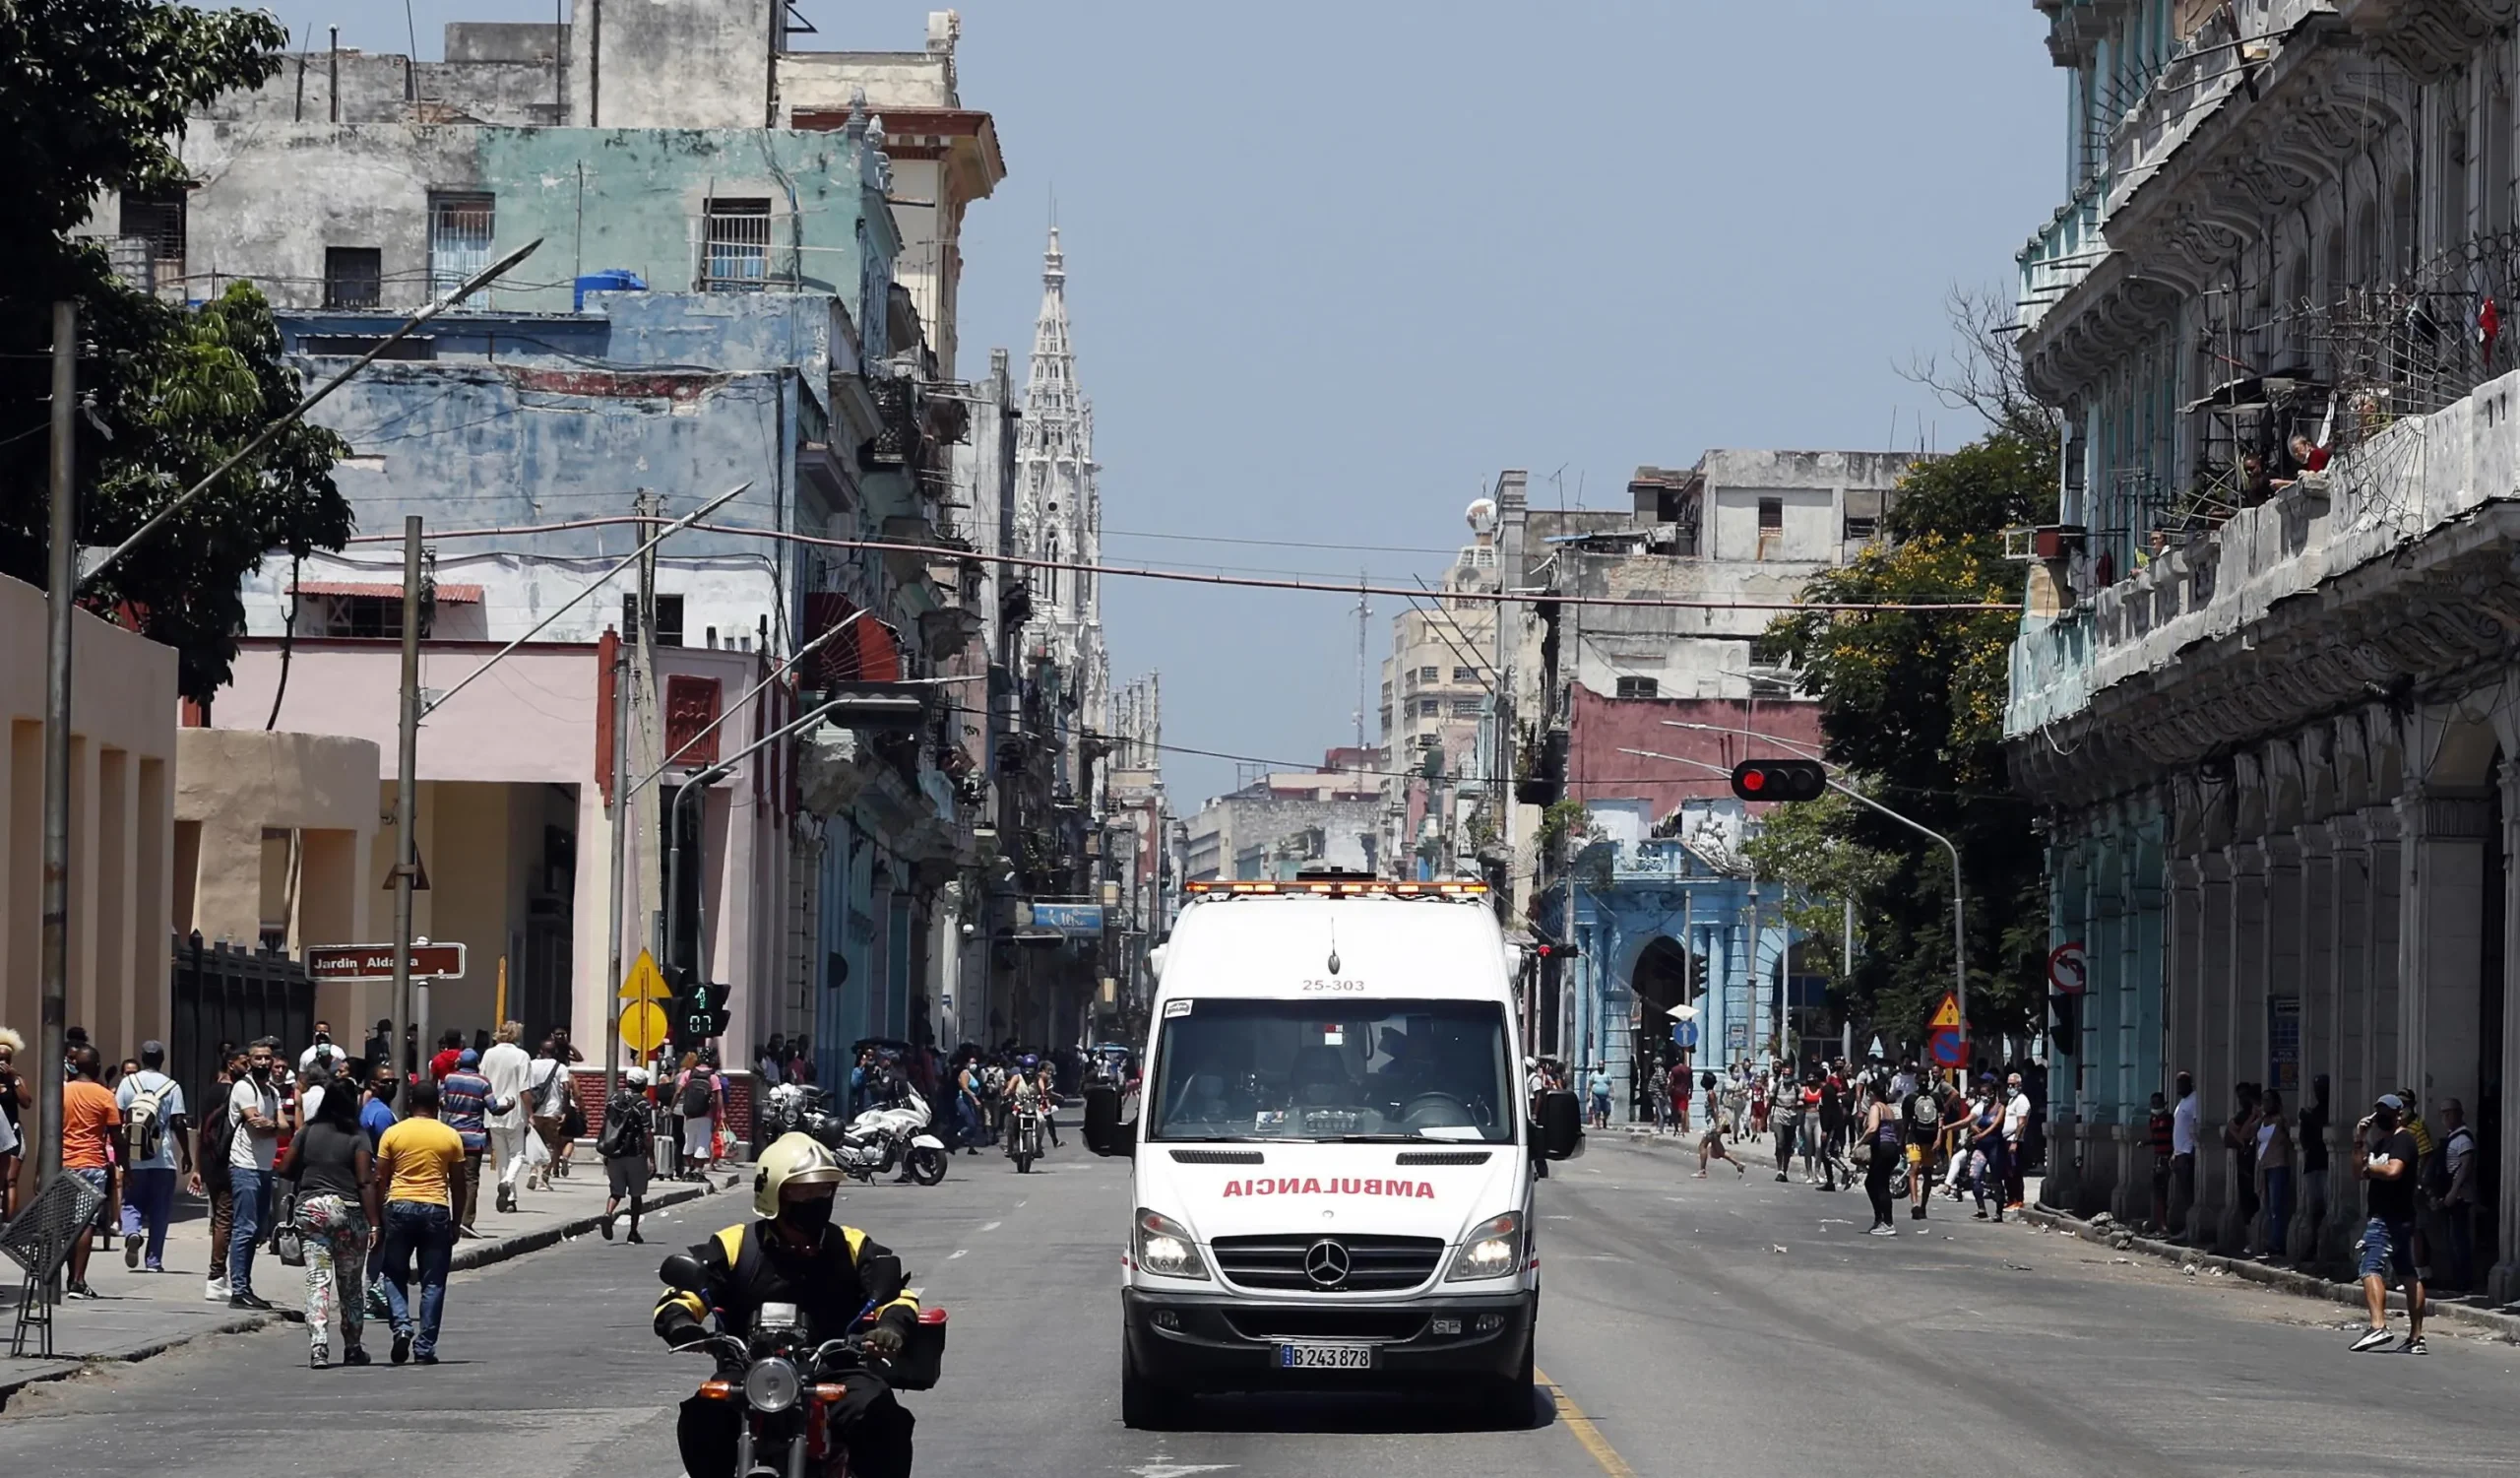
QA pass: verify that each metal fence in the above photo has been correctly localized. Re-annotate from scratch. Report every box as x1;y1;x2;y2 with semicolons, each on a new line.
166;932;315;1125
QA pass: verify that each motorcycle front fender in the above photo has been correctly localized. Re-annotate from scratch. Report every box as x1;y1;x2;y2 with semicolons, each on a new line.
910;1133;945;1150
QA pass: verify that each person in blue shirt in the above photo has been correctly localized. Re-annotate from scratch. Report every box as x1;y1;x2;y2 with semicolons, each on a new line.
360;1065;400;1149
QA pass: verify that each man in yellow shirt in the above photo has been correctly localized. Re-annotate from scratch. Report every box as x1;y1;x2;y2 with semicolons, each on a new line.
374;1079;467;1365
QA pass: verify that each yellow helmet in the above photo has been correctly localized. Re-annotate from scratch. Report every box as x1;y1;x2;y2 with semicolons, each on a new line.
752;1131;844;1217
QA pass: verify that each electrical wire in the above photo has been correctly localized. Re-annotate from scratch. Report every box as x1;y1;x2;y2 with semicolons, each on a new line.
341;514;2017;614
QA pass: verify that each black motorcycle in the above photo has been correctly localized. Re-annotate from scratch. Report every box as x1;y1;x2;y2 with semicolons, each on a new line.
661;1253;947;1478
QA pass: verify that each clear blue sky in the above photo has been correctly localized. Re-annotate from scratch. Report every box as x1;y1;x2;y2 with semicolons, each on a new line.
302;1;2061;806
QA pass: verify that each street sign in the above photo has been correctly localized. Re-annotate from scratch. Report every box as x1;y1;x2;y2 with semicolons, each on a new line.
2048;940;2088;996
620;999;669;1056
1928;991;1963;1030
619;949;669;1005
1027;902;1104;936
306;941;467;983
1725;1021;1748;1050
1927;1026;1965;1068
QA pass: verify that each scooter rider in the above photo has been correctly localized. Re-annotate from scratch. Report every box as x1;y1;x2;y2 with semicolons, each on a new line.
1002;1055;1046;1160
655;1132;918;1478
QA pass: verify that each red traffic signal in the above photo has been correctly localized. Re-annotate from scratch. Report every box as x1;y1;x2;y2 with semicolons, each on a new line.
1730;758;1826;803
1535;941;1581;961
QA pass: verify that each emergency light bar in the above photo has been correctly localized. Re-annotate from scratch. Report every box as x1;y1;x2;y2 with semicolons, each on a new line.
1183;879;1490;897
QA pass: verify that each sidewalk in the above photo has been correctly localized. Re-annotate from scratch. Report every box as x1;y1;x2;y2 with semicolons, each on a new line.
0;1152;724;1403
2018;1200;2520;1343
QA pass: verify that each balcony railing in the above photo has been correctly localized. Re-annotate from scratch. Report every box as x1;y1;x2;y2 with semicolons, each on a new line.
2017;177;2107;338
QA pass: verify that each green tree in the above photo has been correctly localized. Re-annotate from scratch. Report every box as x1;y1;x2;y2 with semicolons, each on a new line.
1764;426;2056;1046
2;1;349;703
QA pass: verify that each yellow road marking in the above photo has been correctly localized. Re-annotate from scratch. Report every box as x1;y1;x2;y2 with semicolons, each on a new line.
1533;1364;1636;1477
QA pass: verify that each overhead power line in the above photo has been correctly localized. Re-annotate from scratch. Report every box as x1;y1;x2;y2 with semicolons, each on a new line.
344;515;2015;614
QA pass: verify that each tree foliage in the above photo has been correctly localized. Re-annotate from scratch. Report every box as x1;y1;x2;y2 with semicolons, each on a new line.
1764;427;2057;1046
1;1;349;702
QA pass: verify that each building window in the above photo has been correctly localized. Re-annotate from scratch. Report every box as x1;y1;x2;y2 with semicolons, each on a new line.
1615;676;1659;700
1418;666;1439;683
1450;699;1481;718
702;198;773;290
323;247;383;309
621;593;686;648
118;191;186;292
318;595;407;639
1452;666;1480;684
427;192;495;298
1418;698;1442;718
1843;514;1879;542
1757;497;1784;530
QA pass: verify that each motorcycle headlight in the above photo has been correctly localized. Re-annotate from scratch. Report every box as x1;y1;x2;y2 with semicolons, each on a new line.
743;1357;802;1413
1445;1211;1524;1282
1133;1207;1210;1281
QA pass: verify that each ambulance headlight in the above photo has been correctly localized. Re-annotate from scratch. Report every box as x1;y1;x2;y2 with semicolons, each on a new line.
1135;1207;1210;1281
1445;1211;1523;1281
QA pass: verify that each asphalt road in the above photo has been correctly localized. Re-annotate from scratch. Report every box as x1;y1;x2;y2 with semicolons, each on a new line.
2;1133;2514;1477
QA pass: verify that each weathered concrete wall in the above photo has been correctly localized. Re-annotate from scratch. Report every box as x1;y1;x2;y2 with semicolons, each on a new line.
173;728;379;960
1563;684;1824;824
168;123;890;319
593;0;778;129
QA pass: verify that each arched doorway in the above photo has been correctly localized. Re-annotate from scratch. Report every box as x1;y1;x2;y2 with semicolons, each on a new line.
1632;934;1695;1022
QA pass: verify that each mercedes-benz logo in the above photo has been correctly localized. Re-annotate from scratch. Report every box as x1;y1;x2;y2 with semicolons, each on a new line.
1302;1238;1352;1288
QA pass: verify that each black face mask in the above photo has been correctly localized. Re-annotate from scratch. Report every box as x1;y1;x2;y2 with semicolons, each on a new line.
778;1194;836;1242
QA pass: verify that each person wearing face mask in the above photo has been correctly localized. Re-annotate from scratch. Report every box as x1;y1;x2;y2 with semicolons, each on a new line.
655;1132;918;1478
224;1038;286;1311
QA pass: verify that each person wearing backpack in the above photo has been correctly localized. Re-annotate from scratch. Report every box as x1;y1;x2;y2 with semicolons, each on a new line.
113;1040;192;1272
675;1060;720;1180
1901;1069;1944;1221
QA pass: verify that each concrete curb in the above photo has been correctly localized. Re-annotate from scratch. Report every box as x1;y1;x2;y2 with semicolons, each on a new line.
0;1178;724;1405
2018;1202;2520;1343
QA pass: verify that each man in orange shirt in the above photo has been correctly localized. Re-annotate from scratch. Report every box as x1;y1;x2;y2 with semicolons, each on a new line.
60;1045;126;1299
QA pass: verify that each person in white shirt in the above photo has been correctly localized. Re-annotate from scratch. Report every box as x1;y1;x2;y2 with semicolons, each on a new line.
522;1042;571;1191
2001;1072;2033;1209
2170;1070;2199;1239
225;1038;284;1311
297;1022;341;1073
479;1021;535;1213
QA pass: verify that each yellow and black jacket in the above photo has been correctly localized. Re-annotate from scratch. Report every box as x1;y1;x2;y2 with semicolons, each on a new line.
655;1221;919;1344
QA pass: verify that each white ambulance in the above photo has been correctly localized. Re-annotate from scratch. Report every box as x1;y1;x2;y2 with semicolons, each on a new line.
1083;877;1585;1427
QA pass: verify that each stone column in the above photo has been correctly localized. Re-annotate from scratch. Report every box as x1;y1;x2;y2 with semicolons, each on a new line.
2193;852;2234;1246
2292;823;2336;1261
2394;790;2490;1116
2221;843;2270;1253
2490;763;2520;1305
2324;812;2373;1270
2364;805;2405;1123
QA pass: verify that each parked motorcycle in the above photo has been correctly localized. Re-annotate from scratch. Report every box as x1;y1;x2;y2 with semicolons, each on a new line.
661;1253;947;1478
827;1088;948;1187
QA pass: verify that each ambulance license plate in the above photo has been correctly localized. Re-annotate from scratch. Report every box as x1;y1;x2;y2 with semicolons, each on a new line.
1278;1342;1374;1371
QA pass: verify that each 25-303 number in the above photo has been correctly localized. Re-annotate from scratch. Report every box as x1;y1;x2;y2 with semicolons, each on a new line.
1299;979;1365;992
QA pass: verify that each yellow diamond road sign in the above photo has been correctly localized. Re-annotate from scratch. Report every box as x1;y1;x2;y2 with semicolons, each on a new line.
1929;992;1963;1030
620;999;669;1056
619;949;669;1006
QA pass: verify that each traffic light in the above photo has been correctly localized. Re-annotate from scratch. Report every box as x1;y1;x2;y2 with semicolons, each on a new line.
1729;758;1827;803
2048;991;2081;1052
1535;940;1581;962
665;965;731;1054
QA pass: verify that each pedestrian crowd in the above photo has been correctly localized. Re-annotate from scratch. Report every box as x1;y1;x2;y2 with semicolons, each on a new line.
0;1015;649;1372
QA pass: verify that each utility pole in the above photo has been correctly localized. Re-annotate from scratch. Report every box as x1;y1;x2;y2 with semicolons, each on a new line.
634;489;660;961
602;635;629;1106
393;517;423;1081
36;301;76;1186
1841;894;1856;1063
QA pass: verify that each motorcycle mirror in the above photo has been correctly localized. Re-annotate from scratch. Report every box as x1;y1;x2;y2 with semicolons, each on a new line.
659;1252;709;1294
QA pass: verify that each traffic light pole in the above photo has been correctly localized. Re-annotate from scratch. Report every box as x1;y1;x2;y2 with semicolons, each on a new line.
602;638;630;1107
1623;735;1970;1044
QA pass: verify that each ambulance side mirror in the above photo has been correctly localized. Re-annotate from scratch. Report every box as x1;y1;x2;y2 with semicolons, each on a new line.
1083;1084;1134;1157
1536;1089;1585;1161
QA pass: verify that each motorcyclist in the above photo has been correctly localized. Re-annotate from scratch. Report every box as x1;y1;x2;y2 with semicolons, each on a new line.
1002;1054;1047;1160
1033;1057;1062;1149
655;1132;918;1478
